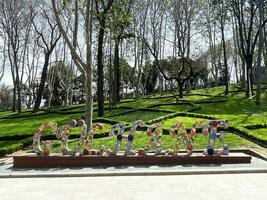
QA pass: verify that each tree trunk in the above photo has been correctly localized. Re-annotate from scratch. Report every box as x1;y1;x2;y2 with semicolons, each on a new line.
135;83;139;98
178;81;184;99
84;0;94;130
33;53;49;113
186;80;191;95
256;0;264;105
159;74;163;95
97;20;105;117
14;49;22;113
241;60;246;88
69;85;74;105
245;54;253;98
15;77;22;113
12;86;16;112
64;89;69;106
48;94;52;108
112;39;120;105
27;94;32;109
84;72;93;130
221;24;229;95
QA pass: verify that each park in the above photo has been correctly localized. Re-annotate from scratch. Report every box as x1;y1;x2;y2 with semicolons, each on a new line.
0;0;267;200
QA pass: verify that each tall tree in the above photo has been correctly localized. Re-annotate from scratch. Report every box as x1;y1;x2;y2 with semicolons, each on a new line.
154;57;194;98
212;0;230;95
132;0;149;98
147;0;167;95
256;0;264;104
24;31;40;109
0;37;6;83
32;1;61;113
52;0;94;128
231;0;267;98
95;0;113;117
202;1;220;86
0;0;32;113
110;0;133;105
219;1;229;95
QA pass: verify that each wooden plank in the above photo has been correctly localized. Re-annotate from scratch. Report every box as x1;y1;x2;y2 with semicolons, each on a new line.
13;153;252;168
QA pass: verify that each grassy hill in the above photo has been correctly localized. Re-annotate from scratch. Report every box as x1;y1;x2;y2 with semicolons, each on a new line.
0;84;267;156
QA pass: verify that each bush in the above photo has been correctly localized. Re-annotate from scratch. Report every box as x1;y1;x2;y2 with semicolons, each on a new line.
228;126;267;148
0;137;32;157
244;124;267;130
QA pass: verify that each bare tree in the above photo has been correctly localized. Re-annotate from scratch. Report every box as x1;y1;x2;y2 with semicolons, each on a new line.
202;1;220;87
0;36;6;83
31;1;61;113
147;0;167;95
0;0;32;113
24;31;40;108
110;0;134;105
256;0;264;104
95;0;114;117
144;0;197;98
132;0;149;98
52;0;94;128
231;0;267;98
216;0;230;95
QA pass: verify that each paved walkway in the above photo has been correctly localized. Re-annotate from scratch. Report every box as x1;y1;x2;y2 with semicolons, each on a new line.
1;173;267;200
1;153;267;177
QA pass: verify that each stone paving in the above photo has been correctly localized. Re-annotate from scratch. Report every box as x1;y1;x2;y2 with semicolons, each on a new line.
1;155;267;177
0;152;267;199
1;173;267;200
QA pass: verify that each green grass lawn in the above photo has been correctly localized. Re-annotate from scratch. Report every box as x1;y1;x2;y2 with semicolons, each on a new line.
0;112;115;137
0;113;83;136
247;128;267;140
152;104;193;112
109;110;170;123
44;131;259;154
1;84;267;157
118;97;174;108
0;110;48;119
0;137;32;156
163;116;207;129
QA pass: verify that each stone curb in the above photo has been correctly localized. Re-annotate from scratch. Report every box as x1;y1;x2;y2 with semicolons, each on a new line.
1;168;267;178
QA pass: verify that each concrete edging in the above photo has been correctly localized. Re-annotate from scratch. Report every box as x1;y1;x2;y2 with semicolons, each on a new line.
1;168;267;178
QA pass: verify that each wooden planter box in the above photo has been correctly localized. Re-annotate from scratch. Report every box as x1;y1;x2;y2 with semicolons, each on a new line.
13;153;252;168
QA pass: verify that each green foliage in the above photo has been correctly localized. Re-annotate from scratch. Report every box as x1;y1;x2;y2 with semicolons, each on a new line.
247;129;267;141
1;84;267;156
121;58;135;88
0;137;32;157
109;0;133;39
63;0;71;6
0;84;12;111
141;63;158;93
49;131;260;153
157;57;193;80
44;62;77;107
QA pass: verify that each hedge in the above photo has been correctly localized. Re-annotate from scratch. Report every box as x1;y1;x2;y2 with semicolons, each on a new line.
147;102;194;108
244;124;267;130
0;137;33;157
93;117;130;126
229;126;267;148
0;134;33;141
0;109;54;120
194;99;228;104
186;107;201;112
142;95;174;100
